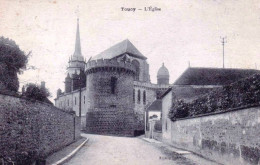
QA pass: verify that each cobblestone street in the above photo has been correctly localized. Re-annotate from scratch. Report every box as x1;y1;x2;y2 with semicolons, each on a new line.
64;133;215;165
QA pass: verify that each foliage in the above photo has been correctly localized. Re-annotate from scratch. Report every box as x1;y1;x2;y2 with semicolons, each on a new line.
169;74;260;121
0;36;29;91
168;100;189;121
22;83;51;103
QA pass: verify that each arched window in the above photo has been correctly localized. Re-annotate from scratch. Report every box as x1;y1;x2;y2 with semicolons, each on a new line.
143;90;146;105
138;90;141;104
132;60;140;81
133;89;135;103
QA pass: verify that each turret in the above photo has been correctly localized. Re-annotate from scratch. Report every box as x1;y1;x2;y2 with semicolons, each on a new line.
40;81;45;89
157;63;169;85
57;88;62;98
65;73;72;93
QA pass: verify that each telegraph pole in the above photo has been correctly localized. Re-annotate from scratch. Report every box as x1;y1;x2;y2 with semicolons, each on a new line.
221;37;227;68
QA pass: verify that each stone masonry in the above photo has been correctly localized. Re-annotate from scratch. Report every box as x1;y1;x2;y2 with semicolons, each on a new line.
85;59;137;136
0;93;81;163
169;107;260;165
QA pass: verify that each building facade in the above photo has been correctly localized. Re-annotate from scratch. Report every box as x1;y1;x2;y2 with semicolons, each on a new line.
160;67;260;142
55;19;170;136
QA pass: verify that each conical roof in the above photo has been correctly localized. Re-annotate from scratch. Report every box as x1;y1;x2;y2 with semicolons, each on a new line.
157;63;169;78
71;18;84;61
92;39;147;60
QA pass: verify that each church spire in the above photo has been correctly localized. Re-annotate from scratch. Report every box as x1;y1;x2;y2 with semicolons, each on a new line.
73;18;82;57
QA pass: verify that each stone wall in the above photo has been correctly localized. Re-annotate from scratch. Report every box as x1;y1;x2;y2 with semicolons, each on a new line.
161;89;172;143
0;93;81;163
169;107;260;165
86;108;136;136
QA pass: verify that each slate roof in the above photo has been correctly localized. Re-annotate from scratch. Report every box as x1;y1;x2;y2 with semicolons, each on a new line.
92;39;147;60
174;67;260;86
146;99;162;112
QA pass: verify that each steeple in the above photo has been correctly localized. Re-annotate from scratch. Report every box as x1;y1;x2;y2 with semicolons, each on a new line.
67;17;85;76
73;18;82;57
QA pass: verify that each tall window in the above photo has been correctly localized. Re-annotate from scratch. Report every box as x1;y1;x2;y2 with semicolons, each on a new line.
132;60;140;81
84;96;86;104
133;89;135;103
111;77;117;94
75;97;76;105
143;90;146;105
68;100;69;106
138;90;141;104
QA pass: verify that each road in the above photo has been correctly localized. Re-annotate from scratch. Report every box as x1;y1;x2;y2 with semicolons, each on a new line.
64;133;198;165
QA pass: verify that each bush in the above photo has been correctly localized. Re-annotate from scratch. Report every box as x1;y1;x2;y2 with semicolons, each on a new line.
168;100;189;121
22;83;51;103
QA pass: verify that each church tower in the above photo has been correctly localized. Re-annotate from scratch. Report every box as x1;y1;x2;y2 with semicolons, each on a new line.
67;18;85;76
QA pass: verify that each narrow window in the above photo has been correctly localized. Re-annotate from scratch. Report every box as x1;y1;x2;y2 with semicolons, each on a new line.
75;97;76;105
111;77;117;94
68;99;69;106
84;96;86;104
143;90;146;105
133;89;135;103
132;60;140;81
138;90;141;104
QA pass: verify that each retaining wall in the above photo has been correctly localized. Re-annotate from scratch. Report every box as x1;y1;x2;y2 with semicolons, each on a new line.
0;93;81;163
169;106;260;165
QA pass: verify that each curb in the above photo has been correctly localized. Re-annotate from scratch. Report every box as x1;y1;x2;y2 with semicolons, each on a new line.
51;138;89;165
142;138;161;143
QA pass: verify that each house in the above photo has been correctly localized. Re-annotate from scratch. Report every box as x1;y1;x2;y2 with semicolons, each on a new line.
160;67;260;143
145;99;162;139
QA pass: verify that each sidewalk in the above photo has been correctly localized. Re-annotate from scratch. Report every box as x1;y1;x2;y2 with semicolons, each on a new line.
46;137;88;165
142;137;221;165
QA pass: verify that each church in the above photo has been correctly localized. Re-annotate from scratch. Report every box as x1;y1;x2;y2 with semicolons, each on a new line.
55;19;170;136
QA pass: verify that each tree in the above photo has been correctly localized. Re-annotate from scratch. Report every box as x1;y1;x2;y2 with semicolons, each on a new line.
23;83;51;104
0;36;29;91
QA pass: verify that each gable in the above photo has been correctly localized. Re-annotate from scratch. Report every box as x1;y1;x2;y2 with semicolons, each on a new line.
92;39;147;60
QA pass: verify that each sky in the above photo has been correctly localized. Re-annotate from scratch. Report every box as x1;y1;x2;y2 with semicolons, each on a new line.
0;0;260;102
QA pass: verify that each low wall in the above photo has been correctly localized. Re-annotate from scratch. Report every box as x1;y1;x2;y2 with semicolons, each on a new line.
169;106;260;165
0;93;81;163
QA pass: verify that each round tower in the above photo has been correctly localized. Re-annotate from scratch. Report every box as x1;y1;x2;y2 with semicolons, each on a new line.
157;63;170;85
85;59;137;136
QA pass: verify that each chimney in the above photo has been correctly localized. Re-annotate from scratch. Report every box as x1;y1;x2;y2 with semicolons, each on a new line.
41;81;46;89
